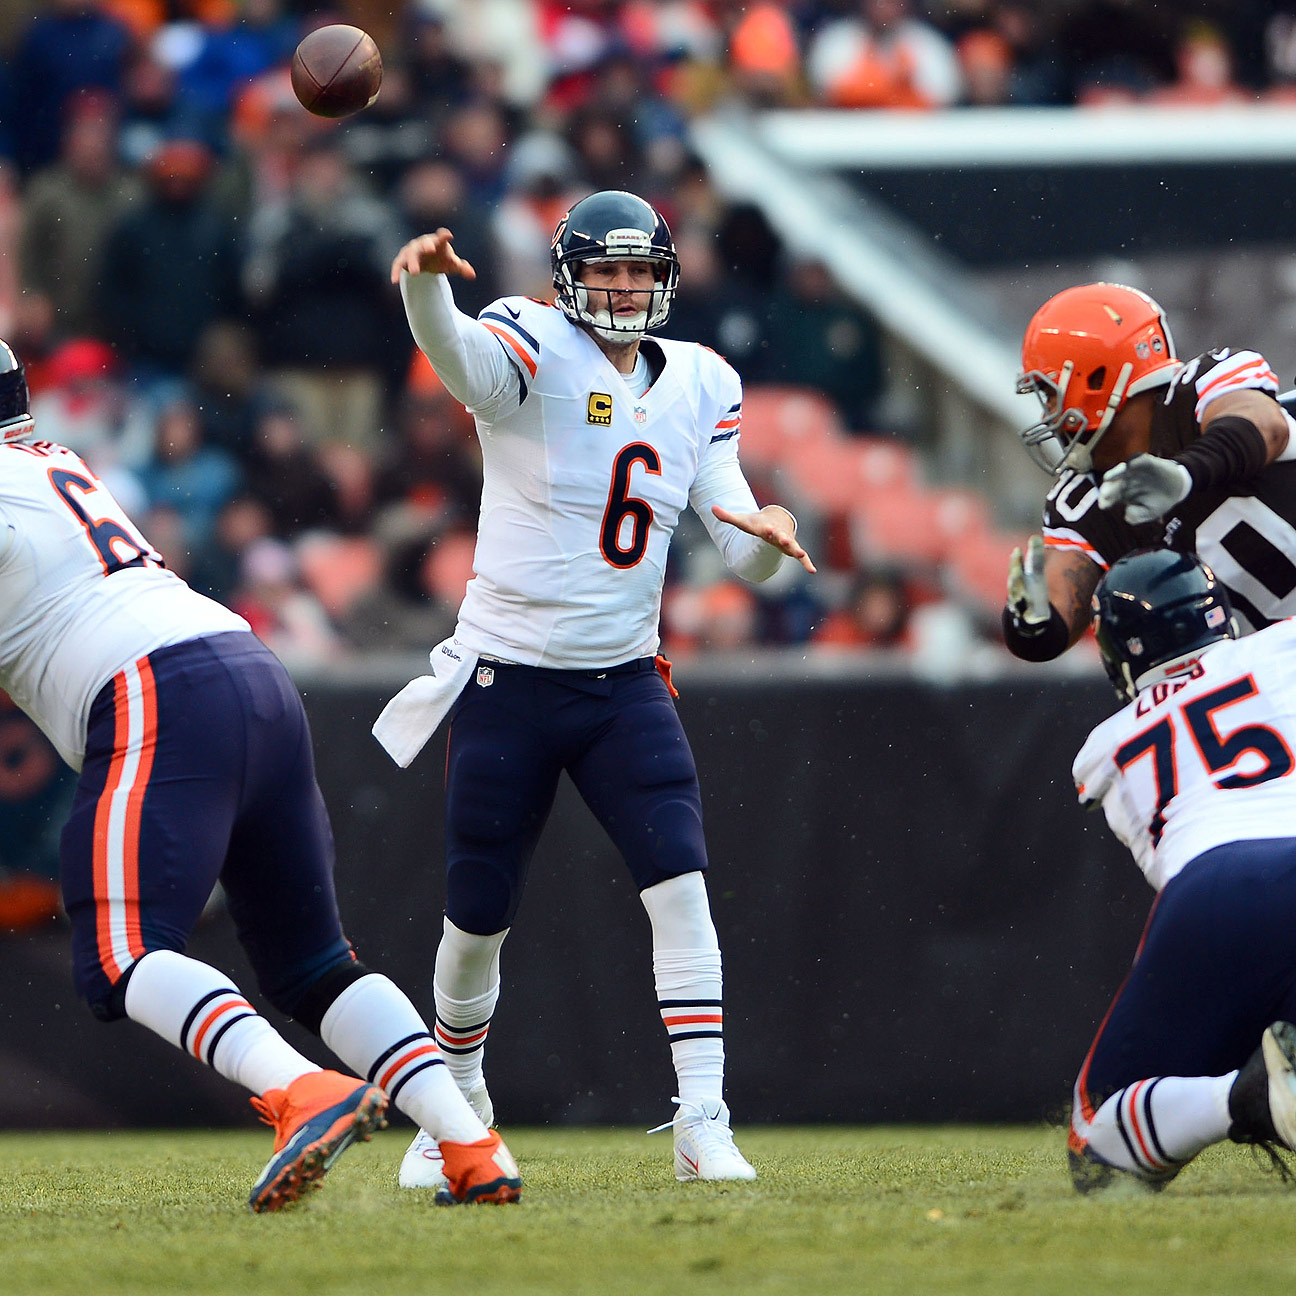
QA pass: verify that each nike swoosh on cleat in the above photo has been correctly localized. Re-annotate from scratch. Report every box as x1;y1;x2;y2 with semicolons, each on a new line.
680;1151;699;1175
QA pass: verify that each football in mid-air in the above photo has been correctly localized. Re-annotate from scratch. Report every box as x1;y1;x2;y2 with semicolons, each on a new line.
290;24;382;119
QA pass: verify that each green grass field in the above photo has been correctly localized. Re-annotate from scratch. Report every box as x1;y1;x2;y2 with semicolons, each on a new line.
3;1124;1295;1296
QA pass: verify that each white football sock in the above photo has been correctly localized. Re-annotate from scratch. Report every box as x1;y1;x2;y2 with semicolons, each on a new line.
640;873;725;1108
433;917;506;1092
1082;1073;1236;1179
320;972;487;1143
123;949;317;1095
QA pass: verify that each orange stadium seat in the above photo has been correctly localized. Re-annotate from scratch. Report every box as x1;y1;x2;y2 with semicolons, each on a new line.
849;490;949;567
295;533;383;620
945;530;1027;614
737;385;843;469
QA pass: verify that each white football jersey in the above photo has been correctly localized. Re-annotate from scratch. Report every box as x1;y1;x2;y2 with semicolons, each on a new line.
1073;618;1296;891
0;439;247;769
454;295;758;668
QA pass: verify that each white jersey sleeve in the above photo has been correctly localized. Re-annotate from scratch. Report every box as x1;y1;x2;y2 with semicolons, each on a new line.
0;440;248;769
689;360;785;583
399;271;523;421
1073;619;1296;890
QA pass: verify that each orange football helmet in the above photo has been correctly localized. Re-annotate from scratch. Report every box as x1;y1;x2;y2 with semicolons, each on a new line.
1016;282;1179;474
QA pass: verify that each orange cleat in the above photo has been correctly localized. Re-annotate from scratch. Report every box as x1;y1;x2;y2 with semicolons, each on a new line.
435;1130;522;1205
248;1070;388;1213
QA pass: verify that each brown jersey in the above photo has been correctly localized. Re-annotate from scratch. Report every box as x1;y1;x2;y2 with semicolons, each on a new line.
1042;348;1295;632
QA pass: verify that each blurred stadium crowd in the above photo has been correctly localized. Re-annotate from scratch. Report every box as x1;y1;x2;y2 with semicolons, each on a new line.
0;0;1288;670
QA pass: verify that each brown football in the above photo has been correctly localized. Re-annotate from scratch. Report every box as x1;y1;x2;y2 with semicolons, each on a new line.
290;24;382;119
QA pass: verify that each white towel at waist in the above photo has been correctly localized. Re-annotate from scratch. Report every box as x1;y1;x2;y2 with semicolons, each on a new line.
372;635;478;768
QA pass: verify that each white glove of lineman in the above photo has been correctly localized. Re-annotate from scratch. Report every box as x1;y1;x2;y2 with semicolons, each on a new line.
1097;454;1192;525
1007;534;1050;626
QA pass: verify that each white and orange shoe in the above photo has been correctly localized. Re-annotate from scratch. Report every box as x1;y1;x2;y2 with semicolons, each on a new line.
435;1130;522;1205
399;1081;493;1191
247;1070;388;1212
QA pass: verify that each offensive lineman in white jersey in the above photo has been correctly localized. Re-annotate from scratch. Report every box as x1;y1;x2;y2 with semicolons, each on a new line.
1066;547;1296;1191
0;341;521;1210
376;190;815;1189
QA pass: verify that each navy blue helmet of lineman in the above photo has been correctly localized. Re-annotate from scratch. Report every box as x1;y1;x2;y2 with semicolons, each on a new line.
0;340;34;444
550;190;680;343
1092;548;1239;701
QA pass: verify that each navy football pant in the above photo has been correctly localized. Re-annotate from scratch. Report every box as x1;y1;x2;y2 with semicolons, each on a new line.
1076;838;1296;1116
61;632;353;1019
443;658;708;934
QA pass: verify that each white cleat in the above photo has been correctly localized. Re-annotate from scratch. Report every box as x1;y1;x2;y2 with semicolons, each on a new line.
398;1081;496;1191
1262;1021;1296;1150
652;1097;757;1182
399;1127;448;1190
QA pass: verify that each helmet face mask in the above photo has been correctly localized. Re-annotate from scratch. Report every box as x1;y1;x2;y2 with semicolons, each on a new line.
1017;283;1179;476
551;192;679;343
0;340;34;444
1092;548;1238;702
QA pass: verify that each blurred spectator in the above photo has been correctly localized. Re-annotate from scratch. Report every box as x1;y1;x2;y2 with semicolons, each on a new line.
243;403;343;538
763;257;885;432
154;0;299;148
567;107;653;197
187;492;275;604
1145;21;1250;106
1059;0;1176;105
806;0;963;110
956;28;1016;106
667;229;768;381
137;394;243;550
442;98;513;207
374;361;483;531
812;568;914;650
716;201;784;294
335;62;437;196
28;337;154;484
188;320;275;464
117;46;186;169
724;1;805;109
661;579;761;654
0;163;20;339
98;139;241;383
429;0;545;112
20;91;140;337
230;536;346;670
341;522;465;653
10;0;133;174
243;135;406;451
492;130;584;299
395;156;499;317
583;48;692;180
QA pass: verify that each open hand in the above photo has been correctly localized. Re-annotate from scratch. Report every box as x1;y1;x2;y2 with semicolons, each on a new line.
712;504;816;574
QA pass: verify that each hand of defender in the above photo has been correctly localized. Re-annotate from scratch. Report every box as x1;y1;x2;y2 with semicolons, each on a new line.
1097;454;1192;525
390;228;477;284
1006;534;1050;625
712;504;816;574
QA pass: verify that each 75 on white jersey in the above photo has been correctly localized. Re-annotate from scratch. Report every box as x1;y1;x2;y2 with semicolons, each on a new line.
1113;672;1294;845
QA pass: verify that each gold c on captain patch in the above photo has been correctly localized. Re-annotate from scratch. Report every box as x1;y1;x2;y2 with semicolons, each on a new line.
586;392;613;425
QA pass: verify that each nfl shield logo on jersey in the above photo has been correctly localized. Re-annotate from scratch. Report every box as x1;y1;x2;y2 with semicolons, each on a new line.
476;665;495;688
634;405;648;424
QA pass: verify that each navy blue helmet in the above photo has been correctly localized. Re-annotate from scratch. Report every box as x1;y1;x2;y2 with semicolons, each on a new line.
1092;548;1238;700
0;340;33;443
550;190;679;341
